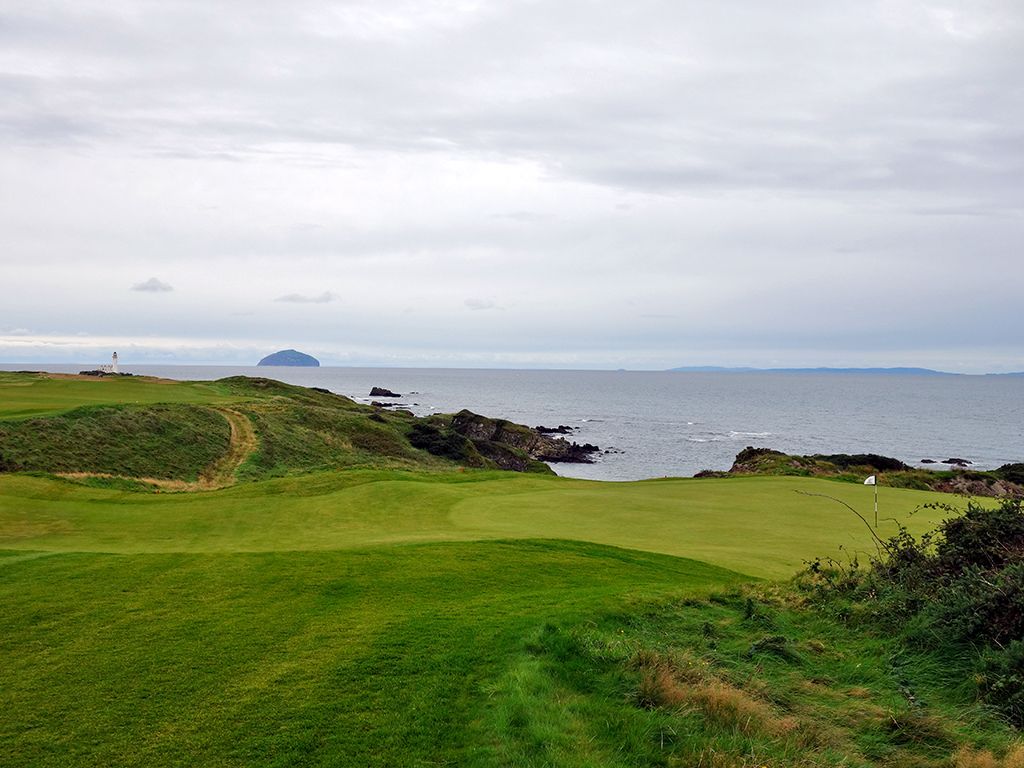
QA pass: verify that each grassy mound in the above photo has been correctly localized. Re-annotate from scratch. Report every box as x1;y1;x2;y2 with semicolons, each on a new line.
0;404;231;480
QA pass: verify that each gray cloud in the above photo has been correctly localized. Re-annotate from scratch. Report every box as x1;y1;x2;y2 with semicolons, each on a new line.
274;292;337;304
1;1;1022;371
131;277;174;293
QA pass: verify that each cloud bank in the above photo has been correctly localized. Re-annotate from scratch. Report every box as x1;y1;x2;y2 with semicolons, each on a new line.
1;1;1021;371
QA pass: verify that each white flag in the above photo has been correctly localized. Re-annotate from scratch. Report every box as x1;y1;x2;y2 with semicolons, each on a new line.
864;475;876;485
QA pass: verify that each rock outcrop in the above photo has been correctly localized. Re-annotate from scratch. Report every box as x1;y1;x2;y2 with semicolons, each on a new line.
369;387;401;398
450;410;599;466
706;446;1022;498
535;424;576;435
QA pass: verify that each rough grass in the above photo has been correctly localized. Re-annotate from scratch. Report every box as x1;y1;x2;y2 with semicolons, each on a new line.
0;372;474;485
485;586;1024;767
236;402;451;479
0;404;232;480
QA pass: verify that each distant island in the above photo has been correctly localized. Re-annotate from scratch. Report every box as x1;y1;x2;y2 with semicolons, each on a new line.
668;366;1024;376
257;349;320;367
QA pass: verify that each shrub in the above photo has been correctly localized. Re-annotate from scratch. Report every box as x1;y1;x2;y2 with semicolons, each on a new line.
408;422;474;462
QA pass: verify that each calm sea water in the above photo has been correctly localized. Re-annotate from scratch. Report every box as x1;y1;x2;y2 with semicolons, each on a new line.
4;364;1022;481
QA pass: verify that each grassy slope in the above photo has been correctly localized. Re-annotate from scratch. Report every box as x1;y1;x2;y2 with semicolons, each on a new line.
0;404;232;480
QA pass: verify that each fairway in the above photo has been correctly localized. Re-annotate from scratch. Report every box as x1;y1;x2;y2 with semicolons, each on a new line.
1;471;953;578
0;372;233;420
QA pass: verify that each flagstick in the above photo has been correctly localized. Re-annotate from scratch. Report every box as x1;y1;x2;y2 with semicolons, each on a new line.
874;482;878;528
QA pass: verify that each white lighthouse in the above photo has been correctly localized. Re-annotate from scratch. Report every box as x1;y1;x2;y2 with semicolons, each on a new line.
111;352;119;374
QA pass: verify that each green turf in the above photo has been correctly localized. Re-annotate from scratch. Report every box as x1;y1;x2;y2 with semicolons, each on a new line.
0;471;953;578
0;371;234;420
0;541;741;767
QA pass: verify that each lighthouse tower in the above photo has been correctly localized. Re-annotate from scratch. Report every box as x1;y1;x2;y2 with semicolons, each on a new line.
111;352;119;374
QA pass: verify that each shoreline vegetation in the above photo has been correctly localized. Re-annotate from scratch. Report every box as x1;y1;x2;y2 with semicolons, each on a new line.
699;446;1024;498
2;370;1022;765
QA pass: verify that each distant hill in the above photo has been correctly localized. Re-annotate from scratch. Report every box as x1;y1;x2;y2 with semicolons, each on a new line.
257;349;320;367
668;365;954;376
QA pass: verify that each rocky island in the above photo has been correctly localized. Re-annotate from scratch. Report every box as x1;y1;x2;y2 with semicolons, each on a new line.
257;349;320;367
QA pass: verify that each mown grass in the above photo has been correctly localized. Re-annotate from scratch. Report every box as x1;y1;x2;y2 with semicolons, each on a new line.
0;540;740;767
0;472;954;578
0;371;234;420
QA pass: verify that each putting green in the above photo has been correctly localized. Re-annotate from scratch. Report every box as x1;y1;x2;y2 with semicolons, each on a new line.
0;471;951;578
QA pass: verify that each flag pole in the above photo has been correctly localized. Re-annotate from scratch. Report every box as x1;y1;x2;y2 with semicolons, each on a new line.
865;474;878;527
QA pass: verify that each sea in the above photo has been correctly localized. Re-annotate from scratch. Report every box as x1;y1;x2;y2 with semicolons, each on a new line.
4;364;1022;481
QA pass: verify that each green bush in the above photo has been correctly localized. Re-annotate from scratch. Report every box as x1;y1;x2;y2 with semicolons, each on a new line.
408;422;475;463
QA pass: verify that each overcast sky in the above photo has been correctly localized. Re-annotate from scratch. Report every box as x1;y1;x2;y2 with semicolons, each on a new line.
1;1;1022;371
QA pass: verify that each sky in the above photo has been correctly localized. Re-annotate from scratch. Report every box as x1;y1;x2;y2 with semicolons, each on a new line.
1;1;1022;372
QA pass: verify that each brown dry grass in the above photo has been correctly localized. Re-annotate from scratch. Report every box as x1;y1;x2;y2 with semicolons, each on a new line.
953;745;1024;768
631;652;803;741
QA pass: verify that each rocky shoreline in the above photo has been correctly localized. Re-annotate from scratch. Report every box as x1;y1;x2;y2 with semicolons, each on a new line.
697;446;1024;497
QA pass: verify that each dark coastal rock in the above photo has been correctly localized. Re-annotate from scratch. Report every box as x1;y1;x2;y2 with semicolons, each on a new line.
538;442;600;463
370;401;395;408
257;349;320;367
943;457;973;466
310;387;332;395
449;409;599;466
535;424;576;435
713;446;1024;499
369;387;401;398
78;370;133;377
